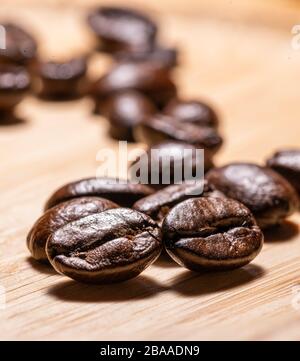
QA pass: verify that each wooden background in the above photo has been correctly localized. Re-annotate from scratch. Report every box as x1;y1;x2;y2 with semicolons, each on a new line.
1;0;300;340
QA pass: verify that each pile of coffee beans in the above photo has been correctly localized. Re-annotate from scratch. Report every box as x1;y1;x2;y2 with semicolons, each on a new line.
28;153;300;284
1;5;221;158
22;161;286;284
86;6;223;176
0;6;222;187
28;177;264;282
9;5;297;285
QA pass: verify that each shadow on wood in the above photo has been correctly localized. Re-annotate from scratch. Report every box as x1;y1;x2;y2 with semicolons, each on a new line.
170;264;265;297
0;113;26;127
47;275;167;303
263;221;299;243
46;264;265;303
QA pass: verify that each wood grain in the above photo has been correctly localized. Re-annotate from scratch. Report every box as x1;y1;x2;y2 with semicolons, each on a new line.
1;0;300;340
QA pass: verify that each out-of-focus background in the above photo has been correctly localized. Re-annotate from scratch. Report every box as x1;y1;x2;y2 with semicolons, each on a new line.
1;0;300;340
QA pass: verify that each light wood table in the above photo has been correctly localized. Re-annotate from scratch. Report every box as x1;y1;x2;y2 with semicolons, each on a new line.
1;0;300;340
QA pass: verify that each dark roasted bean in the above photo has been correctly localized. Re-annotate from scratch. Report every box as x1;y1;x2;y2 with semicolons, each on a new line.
164;99;218;128
45;177;154;210
206;163;299;228
0;64;30;112
46;208;162;283
134;114;222;154
87;6;157;54
27;197;118;263
133;180;223;223
0;23;37;66
267;149;300;196
38;57;87;100
104;90;156;141
130;141;214;189
162;197;264;271
90;61;177;110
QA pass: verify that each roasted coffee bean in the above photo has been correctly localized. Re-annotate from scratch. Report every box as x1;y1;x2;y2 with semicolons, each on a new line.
134;114;222;154
267;150;300;196
131;141;215;189
0;23;37;66
206;163;299;228
46;208;162;283
91;61;177;110
103;90;156;141
164;99;218;128
45;177;154;210
27;197;118;263
162;197;264;271
87;6;157;54
133;180;223;223
115;46;178;70
0;64;30;112
38;57;87;100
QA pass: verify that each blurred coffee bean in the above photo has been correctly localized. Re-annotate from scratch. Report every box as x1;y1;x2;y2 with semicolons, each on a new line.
133;180;223;223
134;114;222;154
91;61;177;110
87;6;157;54
206;163;299;228
45;177;154;210
0;64;30;112
38;57;87;100
130;141;215;190
27;197;118;263
115;46;178;70
267;149;300;196
104;90;156;141
164;99;218;128
162;197;264;271
0;23;37;67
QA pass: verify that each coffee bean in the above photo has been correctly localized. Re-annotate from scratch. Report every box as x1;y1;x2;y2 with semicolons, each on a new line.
27;197;118;263
87;6;157;54
134;114;223;154
115;46;178;70
0;23;37;66
206;163;299;228
38;57;87;100
103;90;156;141
46;208;162;283
45;177;155;210
90;61;177;110
267;150;300;196
130;141;214;189
164;99;218;128
0;64;30;112
133;180;223;223
162;196;264;271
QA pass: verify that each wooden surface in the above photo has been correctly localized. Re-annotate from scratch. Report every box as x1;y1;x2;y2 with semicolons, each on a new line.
1;0;300;341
